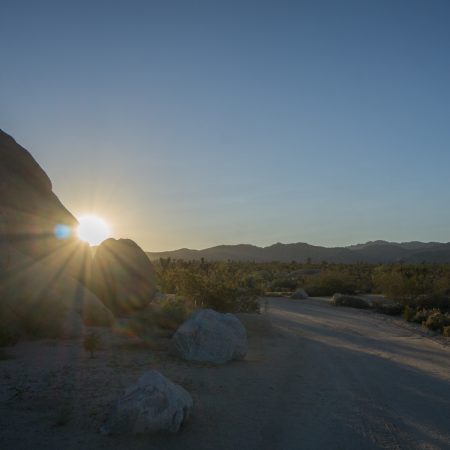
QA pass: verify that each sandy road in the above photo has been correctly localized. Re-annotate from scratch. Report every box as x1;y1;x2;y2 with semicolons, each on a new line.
260;297;450;450
1;297;450;450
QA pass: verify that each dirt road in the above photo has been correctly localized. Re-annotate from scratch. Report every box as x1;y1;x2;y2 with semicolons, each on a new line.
1;297;450;449
260;298;450;450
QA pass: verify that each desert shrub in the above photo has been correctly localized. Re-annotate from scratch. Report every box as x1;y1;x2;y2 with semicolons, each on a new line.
372;301;403;316
372;264;450;304
268;278;297;292
0;323;20;347
125;297;193;340
156;261;262;313
414;294;450;312
423;311;450;332
156;296;192;330
443;326;450;337
403;305;416;322
412;309;431;324
305;272;357;297
83;331;101;358
331;294;370;309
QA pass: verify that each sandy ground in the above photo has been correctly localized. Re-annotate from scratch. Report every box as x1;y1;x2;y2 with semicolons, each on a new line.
1;297;450;450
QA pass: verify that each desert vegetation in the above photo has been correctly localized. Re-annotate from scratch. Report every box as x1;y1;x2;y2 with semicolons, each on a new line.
154;258;450;336
155;258;263;313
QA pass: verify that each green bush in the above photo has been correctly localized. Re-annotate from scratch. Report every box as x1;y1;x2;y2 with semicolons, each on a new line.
414;294;450;312
372;265;450;304
412;309;431;324
156;261;262;313
156;297;191;330
268;278;297;292
305;273;357;297
125;297;193;341
403;305;416;322
372;301;403;316
423;311;450;332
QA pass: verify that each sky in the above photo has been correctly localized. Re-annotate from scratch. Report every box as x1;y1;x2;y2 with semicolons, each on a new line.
1;0;450;251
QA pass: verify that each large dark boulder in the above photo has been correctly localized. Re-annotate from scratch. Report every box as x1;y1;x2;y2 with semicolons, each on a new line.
0;130;112;338
0;130;92;284
91;238;157;315
0;249;114;338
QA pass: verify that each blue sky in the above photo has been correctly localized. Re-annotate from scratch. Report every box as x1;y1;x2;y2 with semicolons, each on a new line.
1;0;450;250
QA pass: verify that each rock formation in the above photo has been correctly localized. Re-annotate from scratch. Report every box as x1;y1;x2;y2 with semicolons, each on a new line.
0;130;91;284
91;238;157;315
0;130;111;338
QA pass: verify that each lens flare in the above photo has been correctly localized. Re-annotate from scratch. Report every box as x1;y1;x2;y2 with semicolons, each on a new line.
76;215;110;246
54;224;72;240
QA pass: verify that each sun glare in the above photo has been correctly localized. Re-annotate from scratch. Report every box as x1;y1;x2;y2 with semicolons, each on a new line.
76;215;110;246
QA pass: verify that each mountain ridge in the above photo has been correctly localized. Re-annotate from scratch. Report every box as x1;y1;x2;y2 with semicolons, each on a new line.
146;241;450;264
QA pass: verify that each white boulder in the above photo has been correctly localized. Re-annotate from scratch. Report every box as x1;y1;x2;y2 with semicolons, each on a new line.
101;370;193;435
171;309;248;364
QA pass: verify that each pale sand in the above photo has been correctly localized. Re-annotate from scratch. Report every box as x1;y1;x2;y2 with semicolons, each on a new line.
1;298;450;450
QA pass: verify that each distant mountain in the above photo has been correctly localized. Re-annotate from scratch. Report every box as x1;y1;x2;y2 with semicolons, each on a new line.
146;240;450;264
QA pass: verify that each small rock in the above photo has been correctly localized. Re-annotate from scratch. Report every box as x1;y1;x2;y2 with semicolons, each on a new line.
290;289;308;300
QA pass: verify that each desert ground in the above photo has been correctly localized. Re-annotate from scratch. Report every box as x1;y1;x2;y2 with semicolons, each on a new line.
1;297;450;450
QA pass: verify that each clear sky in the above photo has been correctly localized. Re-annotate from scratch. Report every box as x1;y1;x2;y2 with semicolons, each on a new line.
1;0;450;251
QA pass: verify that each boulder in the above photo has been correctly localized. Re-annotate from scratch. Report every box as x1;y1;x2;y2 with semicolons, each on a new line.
0;130;90;284
91;238;157;315
0;250;114;338
0;212;11;271
0;130;110;339
331;293;371;309
170;309;248;364
101;370;193;435
290;288;308;299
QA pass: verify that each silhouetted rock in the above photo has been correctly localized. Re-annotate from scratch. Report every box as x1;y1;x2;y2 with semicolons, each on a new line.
0;212;11;270
101;370;193;435
171;309;248;364
0;249;114;338
0;130;111;338
0;130;92;283
91;238;157;315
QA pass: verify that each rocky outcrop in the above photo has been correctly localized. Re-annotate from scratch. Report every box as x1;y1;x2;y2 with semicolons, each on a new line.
101;370;193;435
0;130;91;283
170;309;248;364
291;288;308;299
0;130;112;338
91;238;157;315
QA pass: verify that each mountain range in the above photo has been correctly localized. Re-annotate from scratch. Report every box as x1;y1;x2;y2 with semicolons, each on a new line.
146;240;450;264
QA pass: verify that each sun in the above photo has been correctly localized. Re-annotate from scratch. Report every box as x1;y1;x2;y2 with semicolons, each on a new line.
76;215;111;246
